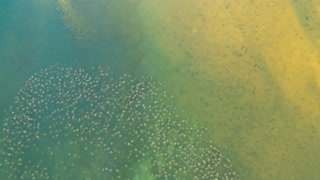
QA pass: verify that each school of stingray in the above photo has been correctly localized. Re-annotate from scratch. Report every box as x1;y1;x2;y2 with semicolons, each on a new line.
0;65;239;179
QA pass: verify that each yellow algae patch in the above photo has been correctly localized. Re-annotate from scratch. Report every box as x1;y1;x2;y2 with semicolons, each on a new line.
232;0;320;122
58;0;96;41
291;0;320;50
138;0;320;179
143;0;320;119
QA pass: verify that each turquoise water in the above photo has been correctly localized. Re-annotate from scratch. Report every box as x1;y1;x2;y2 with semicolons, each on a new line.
0;1;240;179
0;0;142;113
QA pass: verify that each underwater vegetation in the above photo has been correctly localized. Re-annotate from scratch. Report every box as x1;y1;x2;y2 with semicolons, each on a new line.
1;65;239;179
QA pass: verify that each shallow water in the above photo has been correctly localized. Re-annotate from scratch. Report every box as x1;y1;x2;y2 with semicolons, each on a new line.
1;0;320;179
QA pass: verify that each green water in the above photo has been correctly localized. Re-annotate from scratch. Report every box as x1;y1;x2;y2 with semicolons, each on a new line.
2;0;320;179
